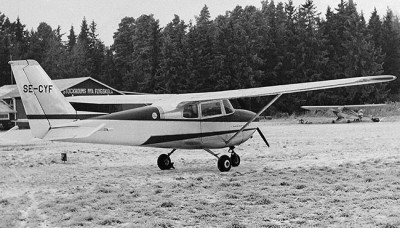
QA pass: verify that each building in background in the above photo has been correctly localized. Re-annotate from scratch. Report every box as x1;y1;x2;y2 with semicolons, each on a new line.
0;77;124;129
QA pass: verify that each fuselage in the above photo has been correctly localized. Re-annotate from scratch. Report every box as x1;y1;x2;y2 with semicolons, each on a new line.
333;107;363;121
55;99;258;149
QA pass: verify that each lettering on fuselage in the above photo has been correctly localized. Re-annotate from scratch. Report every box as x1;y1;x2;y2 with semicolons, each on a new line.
23;85;53;93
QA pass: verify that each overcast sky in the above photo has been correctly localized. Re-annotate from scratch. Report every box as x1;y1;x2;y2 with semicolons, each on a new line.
1;0;399;46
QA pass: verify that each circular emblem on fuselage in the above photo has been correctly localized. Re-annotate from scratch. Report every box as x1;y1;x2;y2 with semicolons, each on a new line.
152;112;158;119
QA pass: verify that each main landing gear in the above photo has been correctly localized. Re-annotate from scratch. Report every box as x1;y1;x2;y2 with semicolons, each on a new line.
157;149;176;170
156;147;241;172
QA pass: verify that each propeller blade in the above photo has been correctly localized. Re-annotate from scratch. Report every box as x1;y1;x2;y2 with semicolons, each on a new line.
257;127;270;147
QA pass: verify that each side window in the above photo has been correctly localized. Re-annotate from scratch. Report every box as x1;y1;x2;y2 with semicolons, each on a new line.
201;101;222;117
223;99;234;114
183;103;199;118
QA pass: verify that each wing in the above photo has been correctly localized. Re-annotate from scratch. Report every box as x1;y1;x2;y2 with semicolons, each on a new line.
301;106;341;111
302;104;387;111
66;94;174;105
66;75;396;106
341;104;387;109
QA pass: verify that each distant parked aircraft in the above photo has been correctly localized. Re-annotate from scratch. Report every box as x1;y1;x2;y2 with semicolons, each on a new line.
8;60;396;171
301;104;387;123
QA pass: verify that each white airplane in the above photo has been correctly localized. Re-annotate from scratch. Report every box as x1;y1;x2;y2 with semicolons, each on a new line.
9;60;396;172
301;104;386;123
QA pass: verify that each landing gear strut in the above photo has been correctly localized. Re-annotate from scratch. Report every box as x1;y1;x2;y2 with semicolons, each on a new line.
229;147;240;167
157;147;242;172
205;147;241;172
157;149;176;170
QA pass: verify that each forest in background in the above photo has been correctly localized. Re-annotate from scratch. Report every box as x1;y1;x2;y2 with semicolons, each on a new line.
0;0;400;114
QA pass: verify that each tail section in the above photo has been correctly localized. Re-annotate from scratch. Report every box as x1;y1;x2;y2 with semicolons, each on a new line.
9;60;77;138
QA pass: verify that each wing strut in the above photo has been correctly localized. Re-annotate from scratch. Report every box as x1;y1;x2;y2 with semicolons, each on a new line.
225;94;282;146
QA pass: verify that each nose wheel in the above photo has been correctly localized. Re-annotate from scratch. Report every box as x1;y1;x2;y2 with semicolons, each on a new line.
205;147;241;172
218;155;232;172
230;153;240;167
229;146;240;167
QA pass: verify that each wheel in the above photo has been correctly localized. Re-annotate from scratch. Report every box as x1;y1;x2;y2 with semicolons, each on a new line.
332;120;335;124
157;154;173;170
347;120;351;123
217;155;231;172
231;153;240;167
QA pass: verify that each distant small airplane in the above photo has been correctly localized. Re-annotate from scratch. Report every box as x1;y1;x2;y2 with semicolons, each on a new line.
8;60;396;171
301;104;387;123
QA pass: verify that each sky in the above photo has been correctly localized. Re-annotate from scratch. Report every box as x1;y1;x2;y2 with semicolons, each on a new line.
0;0;399;46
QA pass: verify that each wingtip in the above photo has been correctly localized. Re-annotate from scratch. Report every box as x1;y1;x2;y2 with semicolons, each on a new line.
363;75;397;82
381;75;397;81
8;59;39;66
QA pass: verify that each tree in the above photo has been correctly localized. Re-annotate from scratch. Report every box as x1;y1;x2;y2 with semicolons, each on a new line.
185;5;215;92
320;0;386;105
278;0;329;111
87;20;105;79
113;17;135;90
155;15;188;93
129;14;162;92
78;17;89;45
0;12;13;85
381;9;400;98
67;26;76;52
368;8;383;48
100;47;121;89
26;22;55;64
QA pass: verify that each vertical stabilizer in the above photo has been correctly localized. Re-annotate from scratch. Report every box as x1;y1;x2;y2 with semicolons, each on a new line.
9;60;77;138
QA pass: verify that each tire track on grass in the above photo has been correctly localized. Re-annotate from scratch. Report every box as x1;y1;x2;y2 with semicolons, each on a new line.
9;168;49;228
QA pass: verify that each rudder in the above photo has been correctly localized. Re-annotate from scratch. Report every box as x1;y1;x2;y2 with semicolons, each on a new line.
9;60;77;138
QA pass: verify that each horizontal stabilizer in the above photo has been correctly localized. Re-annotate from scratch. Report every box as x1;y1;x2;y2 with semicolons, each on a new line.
43;123;105;141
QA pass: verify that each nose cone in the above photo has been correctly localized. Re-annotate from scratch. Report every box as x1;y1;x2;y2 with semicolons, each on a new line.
232;109;257;122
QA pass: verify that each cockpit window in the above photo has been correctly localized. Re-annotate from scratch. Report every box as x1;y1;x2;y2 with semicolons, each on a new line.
223;99;234;114
201;101;223;117
183;103;199;118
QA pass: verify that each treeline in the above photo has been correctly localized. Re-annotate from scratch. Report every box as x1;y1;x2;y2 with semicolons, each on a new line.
1;0;400;113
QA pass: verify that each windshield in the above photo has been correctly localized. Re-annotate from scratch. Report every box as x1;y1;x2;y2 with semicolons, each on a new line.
201;101;223;117
223;99;234;114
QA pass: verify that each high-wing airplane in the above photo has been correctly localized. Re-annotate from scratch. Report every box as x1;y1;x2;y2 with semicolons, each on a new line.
301;104;386;123
8;60;396;172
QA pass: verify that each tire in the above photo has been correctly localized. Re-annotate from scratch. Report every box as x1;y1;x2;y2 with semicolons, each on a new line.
217;155;231;172
231;153;240;167
157;154;172;170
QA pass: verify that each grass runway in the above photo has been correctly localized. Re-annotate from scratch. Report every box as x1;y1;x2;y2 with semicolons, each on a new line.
1;119;400;227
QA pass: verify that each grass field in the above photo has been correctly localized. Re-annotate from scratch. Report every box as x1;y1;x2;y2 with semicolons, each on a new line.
1;119;400;227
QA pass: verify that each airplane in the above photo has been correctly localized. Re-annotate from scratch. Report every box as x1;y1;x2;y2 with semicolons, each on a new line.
8;60;396;172
301;104;386;123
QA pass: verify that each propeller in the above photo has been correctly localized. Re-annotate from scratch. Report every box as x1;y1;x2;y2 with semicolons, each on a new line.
256;127;270;147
